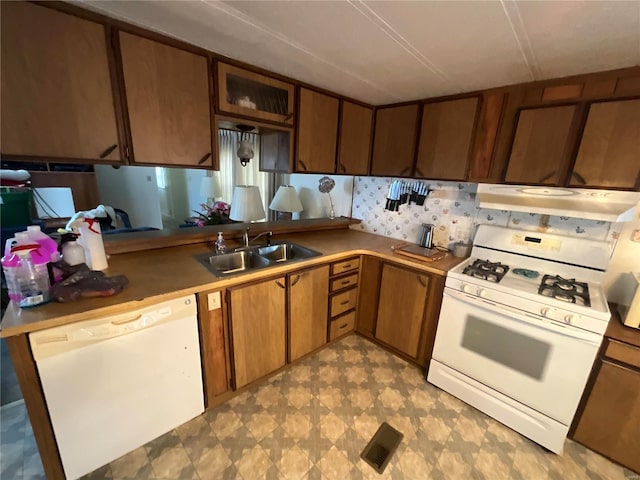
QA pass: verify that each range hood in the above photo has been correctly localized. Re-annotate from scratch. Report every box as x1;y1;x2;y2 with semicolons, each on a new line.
476;184;640;223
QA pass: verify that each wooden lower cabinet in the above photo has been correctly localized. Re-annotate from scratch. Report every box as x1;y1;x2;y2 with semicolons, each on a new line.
228;277;286;389
356;256;382;338
572;335;640;473
289;265;330;362
198;290;231;407
375;263;429;359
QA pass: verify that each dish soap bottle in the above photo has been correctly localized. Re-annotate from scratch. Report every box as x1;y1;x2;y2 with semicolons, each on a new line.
215;232;226;254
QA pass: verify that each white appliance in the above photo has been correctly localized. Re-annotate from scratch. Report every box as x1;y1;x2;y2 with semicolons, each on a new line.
428;225;611;454
29;294;204;480
618;272;640;328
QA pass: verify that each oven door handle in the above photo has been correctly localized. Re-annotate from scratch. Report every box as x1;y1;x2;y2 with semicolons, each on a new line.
443;289;601;345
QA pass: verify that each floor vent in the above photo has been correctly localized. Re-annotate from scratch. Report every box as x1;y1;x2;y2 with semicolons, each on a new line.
360;422;403;474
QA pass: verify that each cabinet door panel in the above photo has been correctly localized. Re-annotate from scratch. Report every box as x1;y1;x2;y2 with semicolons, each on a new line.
356;256;382;337
571;99;640;189
198;291;229;405
289;266;329;362
338;102;373;175
375;264;428;358
297;88;339;173
573;361;640;472
505;105;576;185
1;2;121;160
371;104;420;177
230;278;286;389
119;32;212;167
415;97;479;180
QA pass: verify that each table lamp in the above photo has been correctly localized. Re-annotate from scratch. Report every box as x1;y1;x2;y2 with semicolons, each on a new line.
269;185;303;220
229;185;265;222
200;175;221;207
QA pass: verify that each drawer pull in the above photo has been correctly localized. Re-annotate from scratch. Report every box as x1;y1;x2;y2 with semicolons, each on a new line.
341;280;350;285
341;264;352;269
339;323;348;329
340;300;349;306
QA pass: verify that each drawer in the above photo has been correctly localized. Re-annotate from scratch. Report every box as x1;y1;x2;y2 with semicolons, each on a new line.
330;273;358;292
605;340;640;369
330;311;356;340
330;288;357;317
331;258;360;276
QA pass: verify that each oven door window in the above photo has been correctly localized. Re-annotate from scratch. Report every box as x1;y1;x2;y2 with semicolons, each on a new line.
462;316;550;380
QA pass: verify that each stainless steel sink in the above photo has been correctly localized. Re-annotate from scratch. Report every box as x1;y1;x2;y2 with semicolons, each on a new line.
257;243;321;263
196;242;321;277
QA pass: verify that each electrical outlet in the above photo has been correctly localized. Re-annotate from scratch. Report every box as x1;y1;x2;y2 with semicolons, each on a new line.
207;292;221;310
632;229;640;243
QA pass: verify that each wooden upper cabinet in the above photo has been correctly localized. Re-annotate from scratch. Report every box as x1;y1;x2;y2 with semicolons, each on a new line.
505;105;577;185
375;264;429;359
571;99;640;190
119;32;213;168
217;62;295;126
468;92;507;182
0;2;122;162
296;88;339;173
415;97;479;180
371;104;420;177
337;102;373;175
289;265;330;362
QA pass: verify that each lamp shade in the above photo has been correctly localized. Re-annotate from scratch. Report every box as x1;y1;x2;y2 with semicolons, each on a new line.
199;176;221;200
229;185;265;222
269;185;303;213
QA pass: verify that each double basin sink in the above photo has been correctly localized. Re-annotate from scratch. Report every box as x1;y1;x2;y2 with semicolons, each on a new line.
197;242;322;277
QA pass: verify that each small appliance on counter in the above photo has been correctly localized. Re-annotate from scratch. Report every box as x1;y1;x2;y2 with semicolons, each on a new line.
618;272;640;328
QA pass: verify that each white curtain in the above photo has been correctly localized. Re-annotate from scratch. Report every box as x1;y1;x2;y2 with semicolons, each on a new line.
218;129;275;220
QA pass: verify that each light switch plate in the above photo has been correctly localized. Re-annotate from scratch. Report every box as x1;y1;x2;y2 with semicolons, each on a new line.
207;292;221;310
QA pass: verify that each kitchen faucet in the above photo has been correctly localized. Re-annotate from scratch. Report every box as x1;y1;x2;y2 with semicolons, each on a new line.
238;228;272;249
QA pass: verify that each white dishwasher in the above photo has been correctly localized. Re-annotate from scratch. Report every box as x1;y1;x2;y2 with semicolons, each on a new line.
29;294;204;480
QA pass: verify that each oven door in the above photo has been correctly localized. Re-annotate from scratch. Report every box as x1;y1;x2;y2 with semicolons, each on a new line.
432;288;602;425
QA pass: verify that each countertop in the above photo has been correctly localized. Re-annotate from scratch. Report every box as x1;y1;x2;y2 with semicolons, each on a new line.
0;229;465;338
605;306;640;349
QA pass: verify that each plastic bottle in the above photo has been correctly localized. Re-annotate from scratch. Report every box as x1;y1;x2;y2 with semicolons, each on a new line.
26;225;59;262
76;218;108;270
215;232;226;254
1;239;21;302
14;246;50;308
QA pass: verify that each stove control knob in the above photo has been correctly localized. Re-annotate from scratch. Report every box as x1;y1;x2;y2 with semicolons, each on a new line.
476;288;486;297
462;284;475;294
564;315;574;324
540;308;550;317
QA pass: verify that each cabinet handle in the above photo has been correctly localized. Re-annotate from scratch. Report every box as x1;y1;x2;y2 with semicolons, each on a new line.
341;264;352;269
285;112;294;121
99;144;118;159
290;275;301;286
339;162;347;173
298;160;308;171
572;171;587;185
417;275;427;287
339;322;348;329
340;300;349;306
275;280;285;289
539;170;557;183
340;280;350;285
198;152;212;165
415;167;425;178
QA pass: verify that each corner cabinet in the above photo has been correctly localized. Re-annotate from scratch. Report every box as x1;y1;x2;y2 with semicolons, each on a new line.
415;97;480;180
217;62;295;126
0;2;123;162
296;88;340;173
228;277;286;389
337;102;373;175
570;99;640;189
370;104;420;177
118;32;214;168
374;263;446;368
288;265;330;361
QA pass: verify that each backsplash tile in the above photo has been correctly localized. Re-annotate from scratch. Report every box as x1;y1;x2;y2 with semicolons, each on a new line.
350;177;622;250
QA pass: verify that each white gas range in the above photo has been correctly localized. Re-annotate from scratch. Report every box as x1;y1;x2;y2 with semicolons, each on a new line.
428;225;611;454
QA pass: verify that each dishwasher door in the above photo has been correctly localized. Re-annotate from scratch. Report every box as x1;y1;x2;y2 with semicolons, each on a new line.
29;294;204;480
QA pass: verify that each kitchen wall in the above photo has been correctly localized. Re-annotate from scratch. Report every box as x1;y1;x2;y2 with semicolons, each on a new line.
350;177;621;248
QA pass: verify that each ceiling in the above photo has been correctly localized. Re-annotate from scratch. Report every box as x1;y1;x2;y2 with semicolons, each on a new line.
77;0;640;105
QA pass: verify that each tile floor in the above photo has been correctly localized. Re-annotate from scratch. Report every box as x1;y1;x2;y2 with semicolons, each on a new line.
1;334;636;480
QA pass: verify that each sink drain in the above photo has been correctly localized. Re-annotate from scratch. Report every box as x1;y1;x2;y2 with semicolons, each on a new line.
360;422;403;474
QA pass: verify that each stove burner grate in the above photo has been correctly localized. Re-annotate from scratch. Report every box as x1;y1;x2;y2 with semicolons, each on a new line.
462;260;510;283
538;275;591;307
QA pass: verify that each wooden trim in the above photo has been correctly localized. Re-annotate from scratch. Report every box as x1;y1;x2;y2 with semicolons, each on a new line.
103;217;360;254
5;335;65;480
104;25;129;163
109;24;135;164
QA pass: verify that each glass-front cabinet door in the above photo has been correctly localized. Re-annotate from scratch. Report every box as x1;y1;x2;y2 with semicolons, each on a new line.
217;62;295;126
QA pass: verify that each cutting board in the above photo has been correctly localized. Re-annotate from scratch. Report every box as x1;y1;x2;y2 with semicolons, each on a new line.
393;244;448;263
